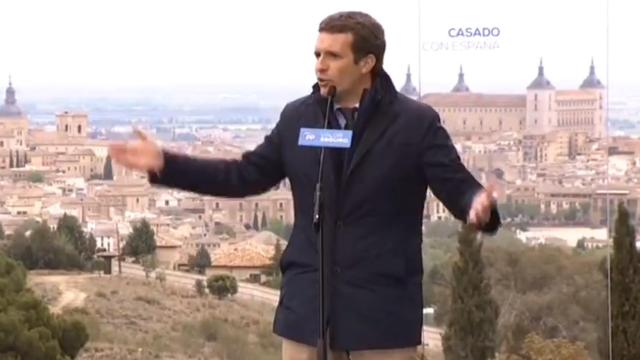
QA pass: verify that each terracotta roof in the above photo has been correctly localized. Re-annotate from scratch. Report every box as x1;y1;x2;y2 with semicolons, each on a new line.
213;239;275;268
156;233;183;248
70;148;96;156
0;129;15;138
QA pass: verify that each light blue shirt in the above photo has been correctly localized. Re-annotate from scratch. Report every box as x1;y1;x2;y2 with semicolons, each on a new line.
333;105;359;129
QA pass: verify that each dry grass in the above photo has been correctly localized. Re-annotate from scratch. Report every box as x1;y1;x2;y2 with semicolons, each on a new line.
31;274;281;360
422;348;445;360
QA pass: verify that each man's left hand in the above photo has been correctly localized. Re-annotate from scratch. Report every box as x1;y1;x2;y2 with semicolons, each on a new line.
468;183;498;228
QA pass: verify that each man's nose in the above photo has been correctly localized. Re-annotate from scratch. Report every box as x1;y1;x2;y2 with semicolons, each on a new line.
316;57;328;73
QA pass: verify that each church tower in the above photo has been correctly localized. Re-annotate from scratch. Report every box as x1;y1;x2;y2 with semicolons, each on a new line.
57;111;89;138
525;59;556;134
451;66;470;93
579;59;606;138
399;65;419;100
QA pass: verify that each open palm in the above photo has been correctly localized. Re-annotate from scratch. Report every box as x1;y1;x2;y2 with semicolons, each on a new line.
108;129;164;174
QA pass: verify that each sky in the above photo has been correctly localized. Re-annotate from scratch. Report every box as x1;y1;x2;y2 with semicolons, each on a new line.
1;0;638;104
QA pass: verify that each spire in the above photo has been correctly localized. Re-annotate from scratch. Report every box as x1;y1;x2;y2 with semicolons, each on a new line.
0;76;23;117
538;58;543;76
527;58;555;90
580;58;604;89
5;77;16;106
451;65;470;93
399;65;419;99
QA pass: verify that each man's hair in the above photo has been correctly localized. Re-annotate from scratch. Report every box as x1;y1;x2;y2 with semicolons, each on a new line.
319;11;386;75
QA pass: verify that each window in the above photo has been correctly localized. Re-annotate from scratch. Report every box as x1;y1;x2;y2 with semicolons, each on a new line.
215;202;220;210
239;202;244;210
278;202;284;210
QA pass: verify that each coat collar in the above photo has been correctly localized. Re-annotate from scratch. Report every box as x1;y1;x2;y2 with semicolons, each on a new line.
310;69;398;110
310;69;399;180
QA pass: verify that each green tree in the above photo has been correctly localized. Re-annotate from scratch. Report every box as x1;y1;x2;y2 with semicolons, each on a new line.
103;155;113;180
426;225;607;358
0;254;89;359
500;333;589;360
578;201;591;220
442;225;499;360
252;212;259;230
58;317;90;358
141;254;157;280
86;233;96;258
561;204;579;222
597;257;611;360
269;239;283;277
0;222;4;240
262;239;284;289
424;220;460;239
7;221;83;270
155;269;167;287
261;211;268;230
12;218;40;236
194;245;212;275
194;279;207;297
206;274;238;300
266;218;293;240
213;222;236;238
498;201;516;220
575;238;587;251
57;214;95;261
516;203;541;221
609;202;640;360
124;219;156;261
27;172;44;183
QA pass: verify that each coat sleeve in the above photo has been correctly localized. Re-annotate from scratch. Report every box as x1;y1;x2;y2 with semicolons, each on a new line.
420;107;500;234
147;108;288;198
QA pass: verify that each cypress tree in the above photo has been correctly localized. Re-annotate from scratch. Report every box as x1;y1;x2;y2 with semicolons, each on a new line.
442;224;499;360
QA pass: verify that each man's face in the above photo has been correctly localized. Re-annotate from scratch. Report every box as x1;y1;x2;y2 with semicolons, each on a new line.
315;32;367;99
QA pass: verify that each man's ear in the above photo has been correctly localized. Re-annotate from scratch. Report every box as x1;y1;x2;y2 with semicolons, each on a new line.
360;54;376;74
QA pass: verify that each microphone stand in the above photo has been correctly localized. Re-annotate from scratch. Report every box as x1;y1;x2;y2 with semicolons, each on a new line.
314;86;335;360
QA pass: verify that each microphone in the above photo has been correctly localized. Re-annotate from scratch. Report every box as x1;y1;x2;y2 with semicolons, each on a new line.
314;85;335;360
313;85;336;230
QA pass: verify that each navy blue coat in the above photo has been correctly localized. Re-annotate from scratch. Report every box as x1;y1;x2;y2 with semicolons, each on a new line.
149;69;500;351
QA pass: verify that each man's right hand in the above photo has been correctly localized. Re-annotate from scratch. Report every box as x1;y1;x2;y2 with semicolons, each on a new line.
108;129;164;174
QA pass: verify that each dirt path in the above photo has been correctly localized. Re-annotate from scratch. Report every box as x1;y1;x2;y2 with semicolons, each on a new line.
52;282;87;313
29;274;93;313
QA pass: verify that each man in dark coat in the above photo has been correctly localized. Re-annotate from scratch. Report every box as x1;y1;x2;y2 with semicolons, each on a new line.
110;11;500;360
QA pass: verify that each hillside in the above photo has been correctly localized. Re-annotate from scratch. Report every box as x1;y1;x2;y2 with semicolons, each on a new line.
29;273;281;360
